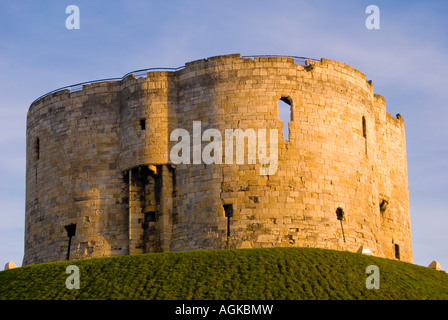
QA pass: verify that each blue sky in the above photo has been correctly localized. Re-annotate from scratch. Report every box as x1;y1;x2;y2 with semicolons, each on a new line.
0;0;447;270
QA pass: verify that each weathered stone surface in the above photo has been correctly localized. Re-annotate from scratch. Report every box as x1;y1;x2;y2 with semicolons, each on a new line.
357;246;372;255
428;260;441;271
4;261;17;270
23;54;413;265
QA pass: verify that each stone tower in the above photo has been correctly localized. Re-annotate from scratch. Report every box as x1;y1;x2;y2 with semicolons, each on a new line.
23;54;412;265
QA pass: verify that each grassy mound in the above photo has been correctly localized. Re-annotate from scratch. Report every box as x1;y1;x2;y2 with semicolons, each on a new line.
1;247;447;300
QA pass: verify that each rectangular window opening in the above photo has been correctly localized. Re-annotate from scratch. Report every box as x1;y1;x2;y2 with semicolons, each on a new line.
64;223;77;237
362;116;367;138
362;116;367;154
394;244;400;260
379;199;388;214
336;207;346;242
336;207;344;221
223;204;233;218
140;119;146;130
64;223;76;261
223;204;233;240
278;97;292;141
35;137;40;160
145;211;157;223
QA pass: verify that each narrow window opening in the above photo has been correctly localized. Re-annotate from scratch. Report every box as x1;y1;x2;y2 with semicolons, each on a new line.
278;97;292;141
336;207;346;242
34;137;40;160
362;116;367;154
379;199;388;214
336;207;344;221
394;244;400;260
362;116;367;138
64;223;76;261
140;119;146;130
145;211;157;223
223;204;233;241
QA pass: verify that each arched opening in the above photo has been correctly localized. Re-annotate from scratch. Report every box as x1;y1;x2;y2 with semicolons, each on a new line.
278;97;292;141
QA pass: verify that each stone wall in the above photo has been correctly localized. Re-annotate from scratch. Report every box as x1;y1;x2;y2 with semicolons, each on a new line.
23;54;412;265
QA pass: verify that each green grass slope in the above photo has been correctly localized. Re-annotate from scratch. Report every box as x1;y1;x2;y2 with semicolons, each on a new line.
0;247;447;300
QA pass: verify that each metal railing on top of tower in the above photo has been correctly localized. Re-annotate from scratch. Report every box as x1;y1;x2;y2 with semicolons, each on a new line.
30;55;320;106
242;55;321;65
30;66;186;106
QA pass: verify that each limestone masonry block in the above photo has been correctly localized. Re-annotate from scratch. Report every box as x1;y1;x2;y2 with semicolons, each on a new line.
428;260;441;271
4;261;18;270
